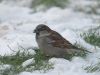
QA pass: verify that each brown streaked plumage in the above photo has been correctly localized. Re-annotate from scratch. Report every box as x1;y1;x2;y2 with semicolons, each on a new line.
48;30;78;49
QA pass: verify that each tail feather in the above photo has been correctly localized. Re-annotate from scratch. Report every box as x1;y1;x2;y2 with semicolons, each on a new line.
77;47;92;53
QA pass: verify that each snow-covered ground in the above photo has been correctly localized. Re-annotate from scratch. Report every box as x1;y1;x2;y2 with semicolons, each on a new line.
0;0;100;75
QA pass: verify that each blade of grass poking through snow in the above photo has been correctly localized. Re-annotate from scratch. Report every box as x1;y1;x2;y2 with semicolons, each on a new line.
0;49;35;75
81;26;100;73
82;26;100;47
0;48;54;75
31;48;54;72
31;0;69;10
84;62;100;73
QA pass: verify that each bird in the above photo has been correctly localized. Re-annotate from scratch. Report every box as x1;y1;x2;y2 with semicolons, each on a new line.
34;24;91;58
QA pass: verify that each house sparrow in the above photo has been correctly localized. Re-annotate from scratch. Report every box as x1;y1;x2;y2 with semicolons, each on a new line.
34;24;91;58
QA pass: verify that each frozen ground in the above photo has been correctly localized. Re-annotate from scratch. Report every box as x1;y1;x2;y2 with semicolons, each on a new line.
0;0;100;75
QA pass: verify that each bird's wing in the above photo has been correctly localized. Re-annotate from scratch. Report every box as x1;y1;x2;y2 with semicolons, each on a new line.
47;30;77;49
47;30;91;53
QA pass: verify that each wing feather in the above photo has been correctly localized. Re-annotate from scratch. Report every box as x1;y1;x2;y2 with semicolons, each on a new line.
47;30;77;49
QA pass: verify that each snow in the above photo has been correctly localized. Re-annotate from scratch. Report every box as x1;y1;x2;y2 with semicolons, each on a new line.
0;64;11;70
0;0;100;75
22;58;35;68
19;58;93;75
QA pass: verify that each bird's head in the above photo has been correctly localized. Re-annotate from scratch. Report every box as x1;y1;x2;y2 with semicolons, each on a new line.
34;24;51;34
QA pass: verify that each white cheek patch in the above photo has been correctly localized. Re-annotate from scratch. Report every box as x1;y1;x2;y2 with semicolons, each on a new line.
39;31;50;37
39;33;49;37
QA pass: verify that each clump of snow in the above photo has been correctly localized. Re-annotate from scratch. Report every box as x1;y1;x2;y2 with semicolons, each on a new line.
22;58;35;68
0;64;11;71
19;58;93;75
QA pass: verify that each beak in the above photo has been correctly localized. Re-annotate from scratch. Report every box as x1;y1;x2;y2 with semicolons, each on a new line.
33;29;36;33
33;29;39;33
